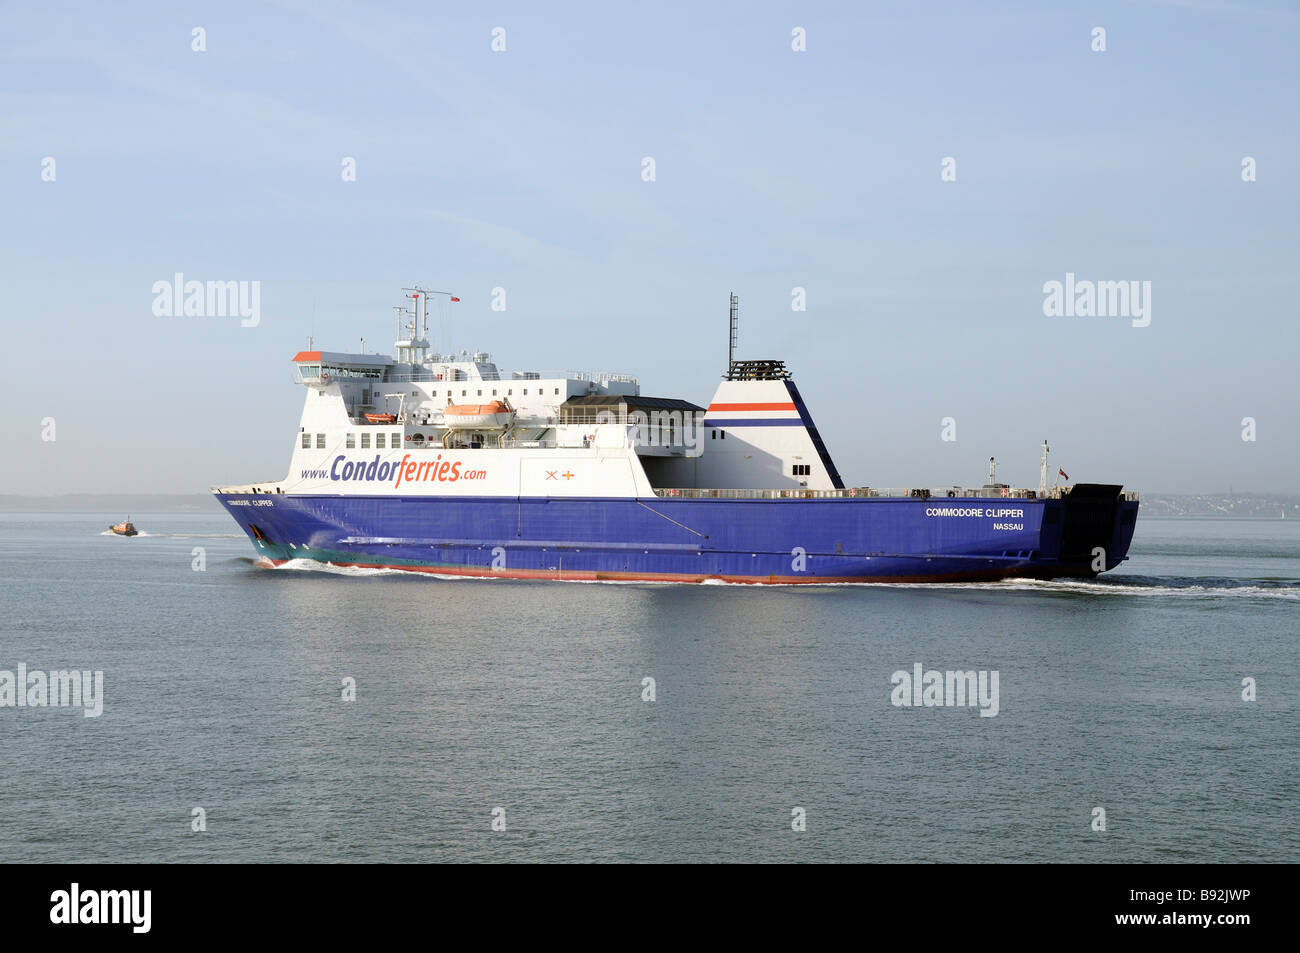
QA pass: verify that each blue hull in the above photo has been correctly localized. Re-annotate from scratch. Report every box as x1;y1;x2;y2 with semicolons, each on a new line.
215;488;1138;583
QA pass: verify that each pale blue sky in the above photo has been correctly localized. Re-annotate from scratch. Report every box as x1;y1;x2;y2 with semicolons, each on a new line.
2;0;1297;495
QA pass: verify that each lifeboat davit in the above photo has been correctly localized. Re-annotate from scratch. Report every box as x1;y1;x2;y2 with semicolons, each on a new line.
443;400;512;430
109;518;138;537
364;412;397;423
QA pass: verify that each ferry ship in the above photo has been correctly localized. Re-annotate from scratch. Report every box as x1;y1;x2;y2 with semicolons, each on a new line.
213;289;1139;583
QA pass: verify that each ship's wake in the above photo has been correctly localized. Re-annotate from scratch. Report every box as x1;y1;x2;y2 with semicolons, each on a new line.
99;531;244;539
251;556;418;577
240;558;1300;598
883;575;1300;600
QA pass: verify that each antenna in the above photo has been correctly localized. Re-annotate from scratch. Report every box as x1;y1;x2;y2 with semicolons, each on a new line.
988;456;996;485
393;305;412;341
403;286;457;346
728;292;738;368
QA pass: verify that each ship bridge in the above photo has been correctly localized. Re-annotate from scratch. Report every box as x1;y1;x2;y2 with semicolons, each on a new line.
292;350;390;384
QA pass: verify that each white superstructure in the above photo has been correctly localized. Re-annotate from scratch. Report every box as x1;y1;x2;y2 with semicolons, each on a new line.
213;289;843;499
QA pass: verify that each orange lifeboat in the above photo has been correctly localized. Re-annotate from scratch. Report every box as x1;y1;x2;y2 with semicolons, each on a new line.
364;412;397;423
442;400;512;430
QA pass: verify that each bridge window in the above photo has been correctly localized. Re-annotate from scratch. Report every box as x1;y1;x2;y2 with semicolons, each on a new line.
346;433;355;449
301;433;310;449
316;434;326;448
361;433;370;449
793;464;811;476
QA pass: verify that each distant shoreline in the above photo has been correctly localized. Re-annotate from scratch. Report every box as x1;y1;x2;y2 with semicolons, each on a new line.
0;494;219;513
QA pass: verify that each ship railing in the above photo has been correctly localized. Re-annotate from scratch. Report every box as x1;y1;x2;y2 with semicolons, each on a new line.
556;413;704;426
382;370;640;385
651;486;1142;502
653;486;1054;501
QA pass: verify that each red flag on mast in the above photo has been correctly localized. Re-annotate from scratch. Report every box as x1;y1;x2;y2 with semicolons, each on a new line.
1058;468;1069;481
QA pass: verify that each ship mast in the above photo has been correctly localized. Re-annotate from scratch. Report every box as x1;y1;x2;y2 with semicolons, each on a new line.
392;305;414;363
728;292;738;369
401;285;458;362
1039;440;1050;496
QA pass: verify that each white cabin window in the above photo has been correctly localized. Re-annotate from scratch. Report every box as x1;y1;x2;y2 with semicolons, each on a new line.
316;434;326;448
376;433;385;449
554;388;559;395
477;389;482;396
523;389;528;395
301;433;310;448
492;389;497;396
361;433;370;449
346;433;355;449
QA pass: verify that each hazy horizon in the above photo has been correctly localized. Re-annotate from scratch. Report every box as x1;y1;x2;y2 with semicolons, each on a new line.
3;1;1297;496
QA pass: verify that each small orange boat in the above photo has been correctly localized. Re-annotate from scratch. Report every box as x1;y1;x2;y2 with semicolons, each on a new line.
364;412;398;423
443;400;513;430
109;517;138;537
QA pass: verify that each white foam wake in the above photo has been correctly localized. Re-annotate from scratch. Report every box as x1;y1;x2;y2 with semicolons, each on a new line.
248;557;1299;597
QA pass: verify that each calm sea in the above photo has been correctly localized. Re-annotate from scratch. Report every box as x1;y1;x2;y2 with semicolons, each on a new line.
1;505;1296;862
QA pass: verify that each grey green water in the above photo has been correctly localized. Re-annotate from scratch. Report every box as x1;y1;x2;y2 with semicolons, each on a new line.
1;507;1296;862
